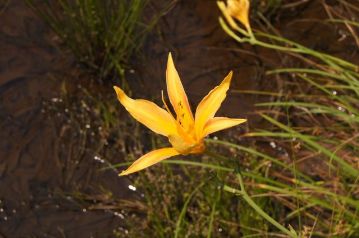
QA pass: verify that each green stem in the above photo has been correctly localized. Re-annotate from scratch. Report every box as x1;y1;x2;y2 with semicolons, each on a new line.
224;173;299;238
174;181;206;238
219;19;358;71
255;32;358;71
207;188;221;238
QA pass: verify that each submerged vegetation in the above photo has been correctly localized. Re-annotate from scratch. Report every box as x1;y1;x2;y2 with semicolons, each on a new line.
11;0;359;237
27;0;157;84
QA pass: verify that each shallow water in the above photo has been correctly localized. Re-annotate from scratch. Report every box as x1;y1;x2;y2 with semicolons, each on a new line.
0;1;130;236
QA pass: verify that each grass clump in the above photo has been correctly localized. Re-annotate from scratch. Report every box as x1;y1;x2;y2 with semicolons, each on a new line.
217;0;359;236
27;0;156;83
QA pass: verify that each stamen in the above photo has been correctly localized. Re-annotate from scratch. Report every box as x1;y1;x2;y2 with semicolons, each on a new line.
161;90;174;117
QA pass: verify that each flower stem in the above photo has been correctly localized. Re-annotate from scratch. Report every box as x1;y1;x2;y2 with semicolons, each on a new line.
223;172;299;238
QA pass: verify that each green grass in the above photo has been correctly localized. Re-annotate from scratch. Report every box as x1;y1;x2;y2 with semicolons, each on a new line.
107;2;359;237
27;0;157;84
216;2;358;235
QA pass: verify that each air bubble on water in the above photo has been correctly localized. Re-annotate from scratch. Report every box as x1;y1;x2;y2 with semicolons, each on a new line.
270;141;276;148
337;106;345;112
338;30;347;41
114;212;125;219
94;156;105;163
81;101;90;111
128;185;137;191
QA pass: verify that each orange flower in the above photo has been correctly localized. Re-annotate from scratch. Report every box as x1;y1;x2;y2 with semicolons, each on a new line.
218;0;251;33
114;53;246;176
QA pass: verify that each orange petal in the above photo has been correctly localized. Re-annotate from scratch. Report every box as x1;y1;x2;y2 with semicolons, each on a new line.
217;1;240;30
119;147;179;176
194;71;233;138
168;131;194;155
114;86;177;137
203;117;246;137
227;0;251;32
166;53;194;132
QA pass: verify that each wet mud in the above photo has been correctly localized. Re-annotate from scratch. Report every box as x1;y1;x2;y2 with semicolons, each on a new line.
0;1;129;237
0;0;358;237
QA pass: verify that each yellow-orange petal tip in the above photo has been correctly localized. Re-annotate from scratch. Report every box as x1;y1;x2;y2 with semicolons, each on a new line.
119;171;128;176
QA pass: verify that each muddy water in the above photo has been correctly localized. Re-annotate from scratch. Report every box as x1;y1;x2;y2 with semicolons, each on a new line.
0;0;357;237
0;1;130;237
